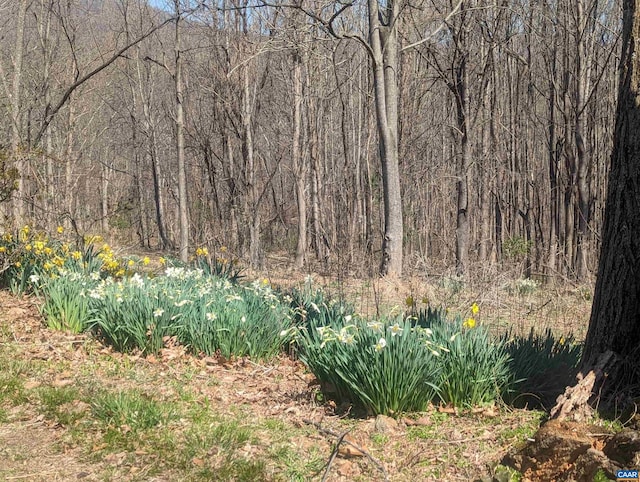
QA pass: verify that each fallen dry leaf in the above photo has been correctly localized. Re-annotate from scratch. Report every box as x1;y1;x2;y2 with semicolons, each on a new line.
338;435;366;457
437;405;457;414
403;416;431;426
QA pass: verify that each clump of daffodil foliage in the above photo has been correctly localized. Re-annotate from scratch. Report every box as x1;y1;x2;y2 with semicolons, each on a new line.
298;292;517;414
1;228;291;360
297;311;442;416
55;266;291;359
415;306;512;408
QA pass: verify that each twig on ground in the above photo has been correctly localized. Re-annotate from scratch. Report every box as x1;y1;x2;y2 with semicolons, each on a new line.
303;418;389;481
320;429;349;482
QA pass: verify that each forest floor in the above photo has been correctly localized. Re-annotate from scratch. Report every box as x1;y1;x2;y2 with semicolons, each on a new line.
0;269;602;481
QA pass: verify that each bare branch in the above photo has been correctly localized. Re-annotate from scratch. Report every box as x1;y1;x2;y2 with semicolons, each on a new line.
400;0;464;52
258;0;375;59
34;15;177;146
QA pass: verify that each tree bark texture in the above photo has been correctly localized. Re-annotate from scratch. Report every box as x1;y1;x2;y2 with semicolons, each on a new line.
581;0;640;386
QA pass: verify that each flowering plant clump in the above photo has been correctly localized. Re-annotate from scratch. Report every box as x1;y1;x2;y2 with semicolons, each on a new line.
287;276;354;331
88;273;177;353
37;270;100;333
0;226;69;294
87;265;291;358
0;228;143;295
415;307;512;407
172;272;292;360
191;246;244;283
298;313;442;416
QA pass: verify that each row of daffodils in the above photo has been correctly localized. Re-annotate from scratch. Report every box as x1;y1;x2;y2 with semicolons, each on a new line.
0;226;581;416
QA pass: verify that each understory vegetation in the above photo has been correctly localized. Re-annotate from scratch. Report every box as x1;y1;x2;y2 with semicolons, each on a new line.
0;227;582;416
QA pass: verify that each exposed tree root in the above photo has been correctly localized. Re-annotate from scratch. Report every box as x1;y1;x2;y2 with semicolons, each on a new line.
550;350;619;421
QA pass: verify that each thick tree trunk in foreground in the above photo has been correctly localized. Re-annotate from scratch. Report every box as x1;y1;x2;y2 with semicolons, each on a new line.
581;0;640;371
554;1;640;418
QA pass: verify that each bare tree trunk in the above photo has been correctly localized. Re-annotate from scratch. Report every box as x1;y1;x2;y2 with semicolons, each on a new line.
547;20;559;274
242;65;261;268
574;0;594;280
101;161;110;233
38;0;54;230
308;78;324;263
174;9;189;262
454;54;471;276
11;0;28;226
369;0;403;276
136;50;170;250
448;4;472;277
65;104;75;226
292;51;306;269
581;0;640;371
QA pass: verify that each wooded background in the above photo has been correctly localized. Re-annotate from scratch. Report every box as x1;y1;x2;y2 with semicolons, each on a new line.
0;0;621;279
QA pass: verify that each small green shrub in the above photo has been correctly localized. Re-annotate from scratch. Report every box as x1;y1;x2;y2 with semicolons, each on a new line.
503;236;532;260
0;358;28;406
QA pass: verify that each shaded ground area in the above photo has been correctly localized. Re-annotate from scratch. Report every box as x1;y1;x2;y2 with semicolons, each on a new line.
0;286;629;481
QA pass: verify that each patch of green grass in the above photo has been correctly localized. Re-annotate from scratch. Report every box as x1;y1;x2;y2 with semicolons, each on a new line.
192;419;253;452
91;389;173;431
261;418;287;432
37;385;85;426
137;407;272;481
406;411;451;441
0;322;11;342
494;464;522;481
215;458;268;481
0;357;30;407
407;424;439;441
498;411;545;444
370;432;389;446
269;443;325;481
257;418;325;479
593;468;615;481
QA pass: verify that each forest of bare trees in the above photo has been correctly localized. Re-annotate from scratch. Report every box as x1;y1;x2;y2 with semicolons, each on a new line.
0;0;622;279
